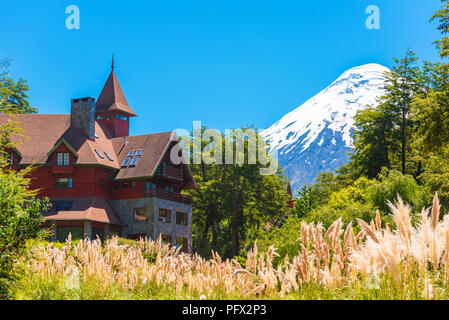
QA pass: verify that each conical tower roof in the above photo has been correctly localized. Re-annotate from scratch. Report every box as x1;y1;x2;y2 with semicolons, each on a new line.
96;58;137;117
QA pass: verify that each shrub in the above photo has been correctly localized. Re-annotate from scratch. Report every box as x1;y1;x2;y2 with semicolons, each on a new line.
367;169;427;213
0;167;50;299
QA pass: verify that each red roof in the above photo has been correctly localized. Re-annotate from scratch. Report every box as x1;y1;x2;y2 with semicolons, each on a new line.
111;132;174;180
0;114;195;185
96;70;137;117
43;197;124;225
0;114;120;168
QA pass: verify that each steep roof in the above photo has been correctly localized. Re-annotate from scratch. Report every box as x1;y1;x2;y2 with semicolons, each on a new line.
96;70;137;117
43;197;124;225
0;114;196;188
111;132;174;180
0;114;120;168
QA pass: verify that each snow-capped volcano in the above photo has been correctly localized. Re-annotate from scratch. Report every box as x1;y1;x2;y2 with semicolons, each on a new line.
261;63;389;192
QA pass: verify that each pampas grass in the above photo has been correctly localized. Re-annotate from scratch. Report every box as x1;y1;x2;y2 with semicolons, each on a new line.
13;194;449;300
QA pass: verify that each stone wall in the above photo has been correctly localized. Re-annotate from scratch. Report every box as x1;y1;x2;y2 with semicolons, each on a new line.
111;197;192;252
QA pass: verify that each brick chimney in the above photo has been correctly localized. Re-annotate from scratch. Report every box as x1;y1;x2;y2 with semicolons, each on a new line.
71;97;96;140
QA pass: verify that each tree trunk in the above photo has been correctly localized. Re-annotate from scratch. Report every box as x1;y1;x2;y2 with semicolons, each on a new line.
210;205;218;247
401;109;407;174
231;194;242;257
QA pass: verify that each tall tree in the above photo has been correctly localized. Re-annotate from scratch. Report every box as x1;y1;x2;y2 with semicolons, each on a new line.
431;0;449;58
384;50;422;174
349;51;422;179
351;102;397;178
0;59;37;114
184;127;290;258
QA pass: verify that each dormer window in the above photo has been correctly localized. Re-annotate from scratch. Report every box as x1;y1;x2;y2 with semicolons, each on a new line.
95;149;105;159
56;152;70;166
1;152;14;166
129;155;140;166
104;152;114;161
121;157;131;167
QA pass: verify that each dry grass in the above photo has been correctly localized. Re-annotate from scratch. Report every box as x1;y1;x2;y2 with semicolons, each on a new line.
14;194;449;299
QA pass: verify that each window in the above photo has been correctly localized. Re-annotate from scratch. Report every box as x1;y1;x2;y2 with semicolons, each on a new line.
161;234;172;245
133;207;147;221
56;152;70;166
98;178;104;189
121;157;131;167
114;182;120;190
129;155;140;166
127;151;135;157
122;181;128;189
50;200;73;211
55;178;72;189
176;211;188;225
145;182;156;190
116;114;128;121
1;152;14;166
131;181;136;188
136;150;144;156
158;209;171;223
104;152;114;161
57;227;83;243
95;149;104;159
164;187;174;193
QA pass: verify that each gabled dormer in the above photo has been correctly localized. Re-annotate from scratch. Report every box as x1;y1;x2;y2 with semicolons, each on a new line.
47;139;78;174
1;147;21;170
95;58;136;138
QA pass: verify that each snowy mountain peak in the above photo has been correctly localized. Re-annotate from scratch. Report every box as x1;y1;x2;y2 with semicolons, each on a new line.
261;63;389;191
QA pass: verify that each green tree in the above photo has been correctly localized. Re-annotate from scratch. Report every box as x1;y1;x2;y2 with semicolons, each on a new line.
0;59;37;114
184;127;290;258
0;166;50;299
294;185;319;218
431;0;449;58
306;177;377;228
351;102;397;178
367;169;427;214
0;57;48;299
313;172;339;204
411;63;449;154
349;51;422;179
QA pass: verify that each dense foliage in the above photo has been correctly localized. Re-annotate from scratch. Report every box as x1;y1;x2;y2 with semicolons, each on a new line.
184;127;291;259
0;59;49;299
13;197;449;300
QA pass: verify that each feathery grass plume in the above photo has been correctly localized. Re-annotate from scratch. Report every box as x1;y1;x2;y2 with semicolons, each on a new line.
431;192;440;229
357;218;379;243
388;196;412;254
16;194;449;300
375;210;382;232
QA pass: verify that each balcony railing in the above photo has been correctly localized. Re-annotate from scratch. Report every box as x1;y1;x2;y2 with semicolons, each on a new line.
143;188;192;205
155;162;183;181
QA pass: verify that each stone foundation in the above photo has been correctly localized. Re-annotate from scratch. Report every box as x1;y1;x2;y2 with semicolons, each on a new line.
111;197;192;252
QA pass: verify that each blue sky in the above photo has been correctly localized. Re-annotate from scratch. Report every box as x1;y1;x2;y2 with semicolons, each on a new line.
0;0;443;135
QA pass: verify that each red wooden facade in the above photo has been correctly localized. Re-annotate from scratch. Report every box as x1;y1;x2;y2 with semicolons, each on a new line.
0;63;195;244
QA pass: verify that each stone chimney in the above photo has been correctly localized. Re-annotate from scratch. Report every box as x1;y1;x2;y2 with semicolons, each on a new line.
71;97;96;140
